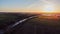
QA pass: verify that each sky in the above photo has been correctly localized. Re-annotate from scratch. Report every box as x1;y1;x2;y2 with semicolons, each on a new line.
0;0;60;13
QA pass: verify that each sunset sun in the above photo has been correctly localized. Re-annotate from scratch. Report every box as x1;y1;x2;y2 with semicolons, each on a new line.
42;4;55;13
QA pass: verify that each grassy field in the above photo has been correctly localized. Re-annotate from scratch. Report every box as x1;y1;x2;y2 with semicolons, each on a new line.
0;12;60;34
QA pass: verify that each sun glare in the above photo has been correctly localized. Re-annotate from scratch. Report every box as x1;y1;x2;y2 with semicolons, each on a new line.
42;4;55;13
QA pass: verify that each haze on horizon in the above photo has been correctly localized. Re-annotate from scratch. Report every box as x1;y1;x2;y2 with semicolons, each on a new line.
0;0;60;13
